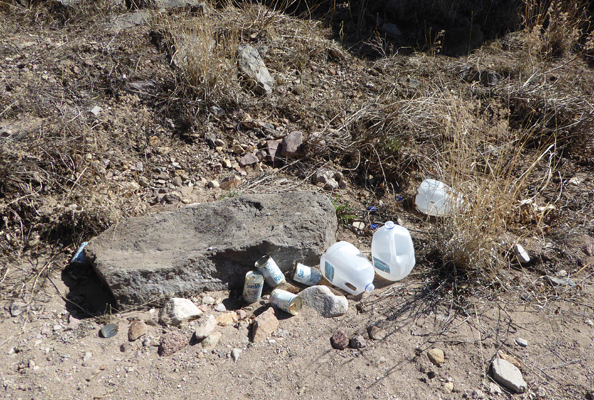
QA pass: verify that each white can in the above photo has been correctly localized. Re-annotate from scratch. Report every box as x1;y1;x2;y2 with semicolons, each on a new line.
243;271;264;303
292;263;322;286
270;289;303;316
255;255;286;287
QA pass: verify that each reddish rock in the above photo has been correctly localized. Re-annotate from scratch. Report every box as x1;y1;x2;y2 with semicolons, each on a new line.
252;307;279;342
331;329;349;350
239;153;259;167
158;331;188;356
266;139;282;163
280;131;303;157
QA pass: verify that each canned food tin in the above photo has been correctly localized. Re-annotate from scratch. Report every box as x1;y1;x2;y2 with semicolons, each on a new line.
243;271;264;303
255;255;286;287
270;289;303;315
292;263;322;286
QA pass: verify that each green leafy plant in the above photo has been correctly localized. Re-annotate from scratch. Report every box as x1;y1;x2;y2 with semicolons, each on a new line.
330;195;357;225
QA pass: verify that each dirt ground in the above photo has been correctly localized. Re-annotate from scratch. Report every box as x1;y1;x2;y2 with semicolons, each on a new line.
1;1;594;399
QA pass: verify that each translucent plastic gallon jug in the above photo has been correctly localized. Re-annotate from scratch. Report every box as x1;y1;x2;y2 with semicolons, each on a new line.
320;241;375;295
415;179;462;216
371;221;415;281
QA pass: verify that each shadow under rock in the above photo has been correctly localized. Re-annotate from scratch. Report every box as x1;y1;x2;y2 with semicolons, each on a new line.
61;262;117;318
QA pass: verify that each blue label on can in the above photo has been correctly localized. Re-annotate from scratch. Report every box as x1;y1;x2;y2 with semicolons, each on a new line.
324;261;335;282
373;256;390;273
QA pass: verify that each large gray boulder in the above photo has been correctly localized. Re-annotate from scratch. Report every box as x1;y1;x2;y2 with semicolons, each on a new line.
84;192;337;310
237;44;275;95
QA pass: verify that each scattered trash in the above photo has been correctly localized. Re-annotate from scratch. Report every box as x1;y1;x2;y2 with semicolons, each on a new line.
395;195;403;202
255;255;286;287
370;224;379;230
371;221;416;281
292;263;322;286
243;271;265;303
71;242;89;264
270;289;303;315
514;244;530;263
367;206;377;212
100;323;118;338
320;241;375;295
415;179;463;216
548;276;576;287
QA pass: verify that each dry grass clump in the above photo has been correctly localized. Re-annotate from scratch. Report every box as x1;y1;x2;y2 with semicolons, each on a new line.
521;0;593;61
151;4;241;107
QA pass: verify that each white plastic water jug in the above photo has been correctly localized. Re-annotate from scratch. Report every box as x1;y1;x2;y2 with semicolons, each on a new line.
415;179;462;216
371;221;415;281
320;241;375;295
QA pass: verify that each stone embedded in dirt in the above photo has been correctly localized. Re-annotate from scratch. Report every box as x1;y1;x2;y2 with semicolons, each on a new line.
515;337;528;347
475;388;488;398
9;300;26;317
239;153;259;167
237;44;275;95
298;286;348;318
231;348;241;362
159;298;202;326
84;192;336;310
266;139;282;163
216;312;238;326
120;343;131;353
442;381;454;394
237;310;247;320
427;348;445;365
586;319;594;327
324;178;339;191
214;303;226;312
66;315;81;331
158;331;188;357
207;180;220;189
280;131;303;157
202;296;216;305
491;358;527;393
128;320;148;341
220;176;241;190
367;325;387;340
194;315;216;340
350;335;366;349
202;331;222;349
536;386;547;398
330;330;349;350
252;307;279;343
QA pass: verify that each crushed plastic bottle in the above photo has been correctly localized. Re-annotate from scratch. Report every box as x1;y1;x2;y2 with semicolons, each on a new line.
415;179;463;216
320;241;375;295
371;221;415;281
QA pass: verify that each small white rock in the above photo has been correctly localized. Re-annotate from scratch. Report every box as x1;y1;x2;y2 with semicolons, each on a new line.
207;180;220;189
585;319;594;327
352;221;365;230
515;338;528;347
83;352;92;362
159;298;202;326
492;358;527;393
201;296;216;305
214;303;226;312
231;348;241;362
90;106;102;116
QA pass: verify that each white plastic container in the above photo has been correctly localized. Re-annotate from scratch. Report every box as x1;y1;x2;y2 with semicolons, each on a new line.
371;221;415;281
415;179;463;216
320;241;375;295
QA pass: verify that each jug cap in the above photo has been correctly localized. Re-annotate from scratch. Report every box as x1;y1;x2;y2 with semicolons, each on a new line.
365;283;375;293
385;221;395;229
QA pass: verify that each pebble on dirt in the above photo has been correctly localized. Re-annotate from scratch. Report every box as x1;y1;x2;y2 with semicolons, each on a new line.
128;320;148;341
216;312;238;326
491;357;527;393
330;329;349;350
158;331;188;357
350;335;367;349
367;325;387;340
193;315;217;340
231;348;241;362
159;298;202;326
202;331;222;349
252;307;279;343
515;337;528;347
427;348;445;365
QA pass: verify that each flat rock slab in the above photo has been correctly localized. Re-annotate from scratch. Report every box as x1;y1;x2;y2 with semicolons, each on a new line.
84;192;336;310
